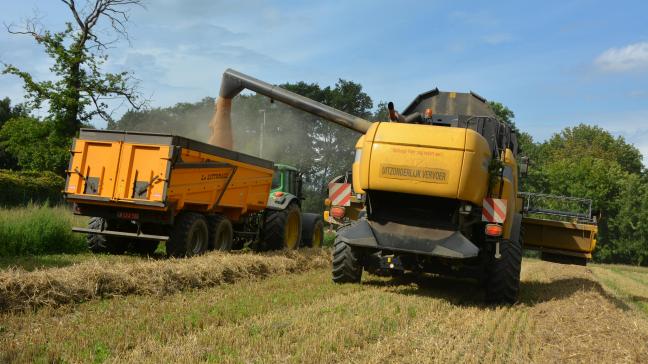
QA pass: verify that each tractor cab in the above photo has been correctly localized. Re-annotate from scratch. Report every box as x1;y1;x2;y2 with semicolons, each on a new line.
270;163;303;201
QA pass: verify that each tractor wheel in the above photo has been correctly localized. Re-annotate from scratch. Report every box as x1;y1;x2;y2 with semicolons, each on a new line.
332;237;362;283
262;203;302;250
485;239;522;304
166;212;209;258
129;241;159;256
301;213;324;248
87;217;127;254
208;214;234;251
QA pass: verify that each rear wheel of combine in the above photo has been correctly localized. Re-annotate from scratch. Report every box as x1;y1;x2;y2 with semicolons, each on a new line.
208;214;234;251
166;212;209;258
262;203;302;250
87;217;127;254
301;213;324;248
332;237;362;283
485;239;522;304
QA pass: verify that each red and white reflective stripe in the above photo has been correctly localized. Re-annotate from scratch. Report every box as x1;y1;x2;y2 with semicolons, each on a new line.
482;198;507;223
328;183;351;207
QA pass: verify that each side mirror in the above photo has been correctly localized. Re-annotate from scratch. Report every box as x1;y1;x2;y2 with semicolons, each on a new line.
296;174;304;200
519;156;530;178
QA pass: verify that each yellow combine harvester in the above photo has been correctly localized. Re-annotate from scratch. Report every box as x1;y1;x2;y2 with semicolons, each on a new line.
209;69;598;304
65;129;322;257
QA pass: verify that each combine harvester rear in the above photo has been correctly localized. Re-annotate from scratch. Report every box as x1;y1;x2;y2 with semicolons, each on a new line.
207;68;598;304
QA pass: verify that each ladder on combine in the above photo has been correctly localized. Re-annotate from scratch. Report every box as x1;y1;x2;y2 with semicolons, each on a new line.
520;192;598;266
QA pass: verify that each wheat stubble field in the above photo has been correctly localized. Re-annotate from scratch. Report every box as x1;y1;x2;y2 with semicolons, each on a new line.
1;250;647;363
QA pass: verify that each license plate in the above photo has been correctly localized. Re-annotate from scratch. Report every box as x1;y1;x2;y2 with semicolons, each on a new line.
117;211;139;220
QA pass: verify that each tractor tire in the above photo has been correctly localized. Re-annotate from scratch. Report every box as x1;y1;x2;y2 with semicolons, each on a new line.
129;241;159;256
208;214;234;251
166;212;209;258
332;237;362;283
485;239;522;304
301;213;324;248
261;203;302;250
86;217;127;254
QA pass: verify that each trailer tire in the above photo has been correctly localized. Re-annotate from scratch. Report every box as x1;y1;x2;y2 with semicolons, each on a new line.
485;239;522;305
262;203;302;250
166;212;209;258
87;217;127;254
208;214;234;251
332;237;362;283
301;213;324;248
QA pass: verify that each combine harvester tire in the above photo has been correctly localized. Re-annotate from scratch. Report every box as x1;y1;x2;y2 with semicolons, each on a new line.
332;238;362;283
485;239;522;304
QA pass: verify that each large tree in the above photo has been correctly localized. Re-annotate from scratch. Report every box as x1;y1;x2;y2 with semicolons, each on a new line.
2;0;146;138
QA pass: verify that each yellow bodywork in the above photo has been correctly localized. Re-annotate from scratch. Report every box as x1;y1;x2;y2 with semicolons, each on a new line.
354;122;491;205
65;133;273;222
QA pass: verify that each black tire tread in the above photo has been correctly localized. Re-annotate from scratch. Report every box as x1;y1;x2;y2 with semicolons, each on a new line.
208;214;234;251
332;238;362;283
301;213;324;247
485;239;522;304
262;203;301;250
166;213;208;258
86;217;127;254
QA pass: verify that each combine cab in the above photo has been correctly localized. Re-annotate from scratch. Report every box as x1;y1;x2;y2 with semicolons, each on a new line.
520;192;598;265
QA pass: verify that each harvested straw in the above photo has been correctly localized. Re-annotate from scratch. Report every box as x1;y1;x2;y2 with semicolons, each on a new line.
0;248;330;312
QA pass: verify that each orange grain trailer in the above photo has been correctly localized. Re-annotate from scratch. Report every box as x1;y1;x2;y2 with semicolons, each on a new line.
65;129;276;257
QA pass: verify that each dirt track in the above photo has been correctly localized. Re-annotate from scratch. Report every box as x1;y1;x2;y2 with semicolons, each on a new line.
1;255;647;363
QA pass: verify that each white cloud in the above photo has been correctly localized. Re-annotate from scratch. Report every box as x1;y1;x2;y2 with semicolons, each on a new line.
595;42;648;72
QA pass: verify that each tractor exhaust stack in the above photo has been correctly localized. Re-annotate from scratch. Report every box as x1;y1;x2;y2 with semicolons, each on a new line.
209;69;373;148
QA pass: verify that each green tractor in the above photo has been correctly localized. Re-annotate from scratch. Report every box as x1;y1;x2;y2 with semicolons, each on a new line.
236;164;324;251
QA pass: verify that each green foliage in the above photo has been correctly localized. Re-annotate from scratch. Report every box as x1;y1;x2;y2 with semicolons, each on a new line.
522;123;647;265
488;101;517;132
0;169;66;207
3;2;143;139
0;204;86;257
0;116;69;174
0;97;27;169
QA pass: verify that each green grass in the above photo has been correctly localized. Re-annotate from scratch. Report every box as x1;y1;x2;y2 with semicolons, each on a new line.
323;230;336;247
0;204;88;257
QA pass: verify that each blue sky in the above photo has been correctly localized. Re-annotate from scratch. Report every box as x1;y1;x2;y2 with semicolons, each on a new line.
1;0;647;159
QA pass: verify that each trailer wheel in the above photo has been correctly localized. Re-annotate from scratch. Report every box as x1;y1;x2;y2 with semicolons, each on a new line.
208;214;234;251
87;217;127;254
166;212;209;258
262;203;302;250
301;213;324;248
332;237;362;283
485;239;522;304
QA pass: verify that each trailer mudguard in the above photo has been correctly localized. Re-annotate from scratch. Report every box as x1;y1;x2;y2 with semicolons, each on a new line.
338;219;479;259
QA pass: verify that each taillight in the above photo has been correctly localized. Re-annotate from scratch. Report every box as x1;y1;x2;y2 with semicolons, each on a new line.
324;198;332;206
331;206;345;219
485;224;503;237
